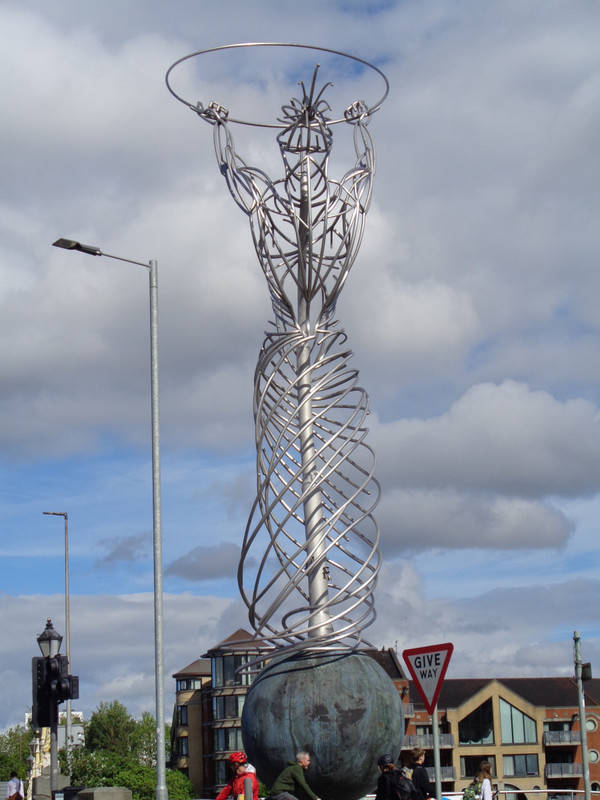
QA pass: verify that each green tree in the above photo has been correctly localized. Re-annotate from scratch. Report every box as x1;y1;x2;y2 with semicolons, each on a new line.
113;764;193;800
86;701;137;755
164;768;194;800
64;701;186;800
130;711;157;767
67;748;127;787
67;750;193;800
113;764;155;800
0;725;29;780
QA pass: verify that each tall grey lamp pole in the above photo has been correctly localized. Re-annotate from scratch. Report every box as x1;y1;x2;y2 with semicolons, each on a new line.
52;237;168;800
42;511;71;767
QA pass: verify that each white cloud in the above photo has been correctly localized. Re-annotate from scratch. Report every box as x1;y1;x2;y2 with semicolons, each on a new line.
373;381;600;497
372;566;600;679
378;489;572;552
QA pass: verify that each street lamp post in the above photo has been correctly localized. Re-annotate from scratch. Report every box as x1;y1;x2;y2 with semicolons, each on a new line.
37;619;63;794
43;511;71;768
52;237;167;800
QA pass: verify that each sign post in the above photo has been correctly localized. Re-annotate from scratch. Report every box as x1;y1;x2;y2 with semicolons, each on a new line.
403;643;454;800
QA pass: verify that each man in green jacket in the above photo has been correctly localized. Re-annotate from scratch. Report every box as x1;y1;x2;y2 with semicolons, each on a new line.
269;752;321;800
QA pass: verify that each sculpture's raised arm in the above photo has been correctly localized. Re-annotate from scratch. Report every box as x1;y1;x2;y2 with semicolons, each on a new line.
341;100;376;214
195;101;273;216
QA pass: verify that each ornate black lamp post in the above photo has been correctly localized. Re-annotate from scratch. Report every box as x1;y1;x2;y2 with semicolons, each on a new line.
33;619;79;793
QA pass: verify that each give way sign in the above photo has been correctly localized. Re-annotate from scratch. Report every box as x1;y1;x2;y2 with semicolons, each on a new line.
402;642;454;715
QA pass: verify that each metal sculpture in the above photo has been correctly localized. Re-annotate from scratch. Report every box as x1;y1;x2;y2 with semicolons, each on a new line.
166;43;389;658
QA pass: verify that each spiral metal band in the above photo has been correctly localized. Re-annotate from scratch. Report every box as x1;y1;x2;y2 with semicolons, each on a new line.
239;323;381;652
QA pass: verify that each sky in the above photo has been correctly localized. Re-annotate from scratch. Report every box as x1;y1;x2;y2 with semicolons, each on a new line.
1;0;600;731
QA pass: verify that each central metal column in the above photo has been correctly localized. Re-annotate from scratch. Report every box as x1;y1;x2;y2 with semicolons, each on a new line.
297;161;332;638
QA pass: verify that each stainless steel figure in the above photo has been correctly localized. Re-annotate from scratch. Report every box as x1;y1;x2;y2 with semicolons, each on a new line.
167;44;388;656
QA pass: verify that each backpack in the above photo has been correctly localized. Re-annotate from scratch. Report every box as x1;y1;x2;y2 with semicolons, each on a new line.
391;769;420;800
463;782;482;800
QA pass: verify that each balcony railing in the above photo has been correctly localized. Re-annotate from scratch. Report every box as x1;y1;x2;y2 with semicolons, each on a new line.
545;763;584;778
402;734;455;749
425;766;456;781
403;703;415;718
543;731;582;746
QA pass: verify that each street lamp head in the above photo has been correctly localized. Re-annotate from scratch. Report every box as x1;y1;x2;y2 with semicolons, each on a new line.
53;238;102;256
37;618;63;658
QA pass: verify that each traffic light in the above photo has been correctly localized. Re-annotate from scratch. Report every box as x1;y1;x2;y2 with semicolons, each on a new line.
46;655;79;702
31;655;79;730
31;656;54;729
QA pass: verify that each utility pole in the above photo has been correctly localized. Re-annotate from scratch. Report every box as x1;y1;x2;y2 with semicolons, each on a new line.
574;630;592;800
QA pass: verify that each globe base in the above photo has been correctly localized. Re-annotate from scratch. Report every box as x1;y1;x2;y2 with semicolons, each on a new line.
241;649;404;800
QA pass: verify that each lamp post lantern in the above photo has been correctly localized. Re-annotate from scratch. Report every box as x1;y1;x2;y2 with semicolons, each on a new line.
52;237;167;800
43;511;71;767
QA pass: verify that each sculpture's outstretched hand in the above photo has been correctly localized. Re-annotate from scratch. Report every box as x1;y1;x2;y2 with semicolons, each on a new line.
195;100;230;125
344;100;371;124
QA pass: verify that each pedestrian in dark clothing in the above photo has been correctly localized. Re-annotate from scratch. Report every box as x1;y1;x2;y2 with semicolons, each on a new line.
375;754;399;800
409;748;435;800
376;754;419;800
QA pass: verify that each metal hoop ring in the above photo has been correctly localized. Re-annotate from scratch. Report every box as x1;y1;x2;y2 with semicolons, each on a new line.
165;42;389;128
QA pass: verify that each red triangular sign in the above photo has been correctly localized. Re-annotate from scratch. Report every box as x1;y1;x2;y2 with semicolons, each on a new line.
403;642;454;715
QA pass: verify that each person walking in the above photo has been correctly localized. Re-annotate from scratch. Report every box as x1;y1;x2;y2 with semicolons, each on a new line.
216;752;259;800
269;751;321;800
474;760;493;800
408;748;435;800
376;753;421;800
5;772;24;800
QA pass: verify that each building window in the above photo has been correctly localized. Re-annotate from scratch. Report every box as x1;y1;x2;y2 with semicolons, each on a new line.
460;756;496;779
587;718;598;733
214;728;244;752
500;699;536;744
176;678;202;691
503;754;539;777
544;721;570;732
215;759;229;785
212;654;255;687
177;736;189;756
588;750;599;764
416;725;433;736
177;705;188;726
504;783;524;800
459;700;494;745
213;694;245;721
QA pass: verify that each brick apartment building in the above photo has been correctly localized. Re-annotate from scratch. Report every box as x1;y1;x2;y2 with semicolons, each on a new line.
171;633;600;799
402;674;600;796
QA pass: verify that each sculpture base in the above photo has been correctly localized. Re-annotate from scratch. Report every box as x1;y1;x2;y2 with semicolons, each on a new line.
241;649;404;800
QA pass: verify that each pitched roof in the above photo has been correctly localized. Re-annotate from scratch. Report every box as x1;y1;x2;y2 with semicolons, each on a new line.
203;628;272;655
496;678;579;706
172;658;211;679
410;676;600;711
582;678;600;705
364;648;407;680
